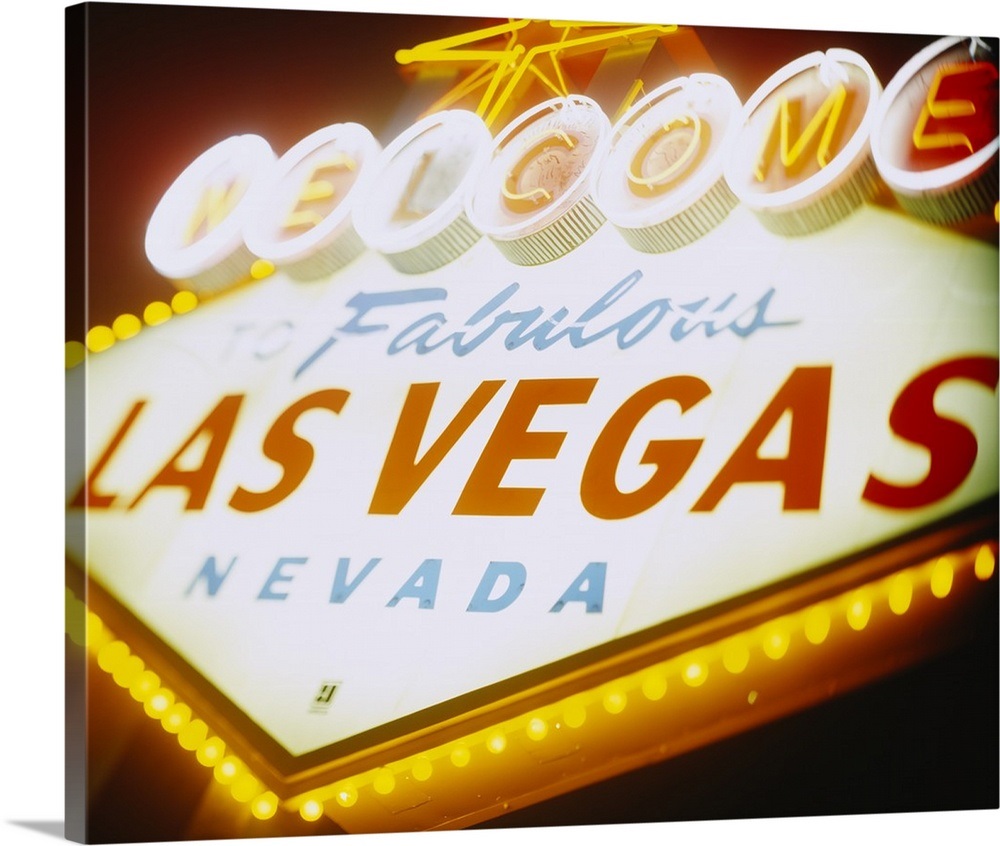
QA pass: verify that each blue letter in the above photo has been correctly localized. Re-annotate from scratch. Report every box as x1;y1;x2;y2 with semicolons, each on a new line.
549;562;606;613
340;289;447;335
258;556;308;601
329;557;380;604
387;558;441;609
466;561;526;612
185;555;237;597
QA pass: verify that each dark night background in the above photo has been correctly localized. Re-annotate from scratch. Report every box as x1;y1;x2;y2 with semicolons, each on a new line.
62;2;997;842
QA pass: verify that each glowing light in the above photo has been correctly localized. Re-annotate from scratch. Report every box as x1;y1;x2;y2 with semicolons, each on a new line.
143;301;172;326
85;325;115;353
178;719;209;752
195;736;225;767
747;690;758;705
761;623;791;660
846;591;872;631
563;698;587;728
214;756;243;785
335;782;359;806
641;670;667;700
974;546;996;581
251;792;279;820
112;313;142;340
231;773;260;803
931;557;954;598
603;688;627;714
97;640;129;674
130;671;160;704
888;573;913;615
300;799;324;822
161;703;192;734
683;658;709;686
250;259;275;280
722;638;750;674
450;743;471;767
86;611;112;651
372;768;396;795
112;655;144;688
486;731;507;754
144;687;175;719
171;290;199;314
65;341;86;369
526;716;549;741
411;757;433;782
803;605;831;644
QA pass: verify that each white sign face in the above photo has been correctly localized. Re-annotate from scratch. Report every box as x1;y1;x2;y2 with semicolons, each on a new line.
68;190;998;758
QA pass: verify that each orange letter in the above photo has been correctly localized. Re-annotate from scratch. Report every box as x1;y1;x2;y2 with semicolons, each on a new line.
184;178;245;244
692;366;831;511
229;389;349;513
70;400;146;509
582;376;710;519
454;378;597;516
862;357;998;509
369;381;504;514
912;62;999;154
130;395;244;510
284;154;356;232
754;85;848;182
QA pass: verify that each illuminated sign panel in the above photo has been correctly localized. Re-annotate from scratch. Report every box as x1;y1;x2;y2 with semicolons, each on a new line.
66;11;999;839
71;194;998;756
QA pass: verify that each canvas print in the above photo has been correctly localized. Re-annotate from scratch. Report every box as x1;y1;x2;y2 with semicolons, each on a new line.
65;3;998;842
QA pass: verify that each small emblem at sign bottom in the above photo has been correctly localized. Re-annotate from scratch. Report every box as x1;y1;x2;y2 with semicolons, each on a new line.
310;681;341;714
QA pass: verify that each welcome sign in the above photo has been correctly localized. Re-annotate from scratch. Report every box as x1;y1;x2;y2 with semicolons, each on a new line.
65;7;998;840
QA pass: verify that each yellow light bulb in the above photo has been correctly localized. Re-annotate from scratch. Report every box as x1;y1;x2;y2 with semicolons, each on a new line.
603;688;627;714
335;783;358;807
111;313;142;340
144;688;175;719
143;301;172;326
85;612;112;652
486;731;507;754
372;768;396;795
85;325;115;353
450;743;471;767
251;792;279;820
526;716;548;741
178;719;208;752
974;545;996;581
300;798;324;822
112;655;145;689
251;259;276;280
214;756;243;785
846;591;872;631
563;698;587;728
171;290;199;314
888;573;913;615
97;640;129;674
641;670;667;700
803;605;831;645
683;659;708;686
931;556;954;598
162;703;192;734
722;638;750;674
196;736;225;767
411;758;433;782
129;670;160;703
231;773;260;803
761;623;790;659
